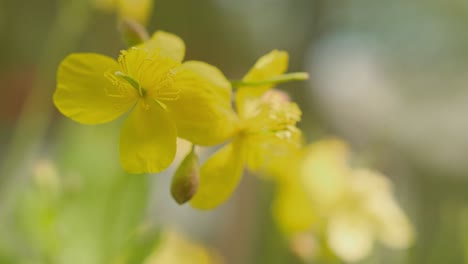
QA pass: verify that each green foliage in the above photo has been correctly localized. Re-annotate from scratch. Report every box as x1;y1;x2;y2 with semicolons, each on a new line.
3;122;152;264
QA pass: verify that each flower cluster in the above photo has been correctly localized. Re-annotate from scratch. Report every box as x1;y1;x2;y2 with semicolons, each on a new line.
272;139;414;262
190;50;303;209
53;29;413;262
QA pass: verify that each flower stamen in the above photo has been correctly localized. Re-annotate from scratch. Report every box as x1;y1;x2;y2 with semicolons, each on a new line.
114;71;146;97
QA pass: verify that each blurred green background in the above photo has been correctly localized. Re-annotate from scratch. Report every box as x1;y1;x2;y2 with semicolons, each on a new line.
1;0;468;263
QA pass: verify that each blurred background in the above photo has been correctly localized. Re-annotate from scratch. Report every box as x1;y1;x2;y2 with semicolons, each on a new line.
1;0;468;263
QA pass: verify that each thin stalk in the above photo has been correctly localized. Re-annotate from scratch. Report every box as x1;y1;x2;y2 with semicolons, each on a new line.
230;72;309;88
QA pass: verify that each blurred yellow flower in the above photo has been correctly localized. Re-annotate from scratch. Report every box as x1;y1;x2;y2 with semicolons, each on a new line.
326;168;414;262
190;50;304;210
144;230;221;264
94;0;154;25
273;139;414;263
54;31;237;174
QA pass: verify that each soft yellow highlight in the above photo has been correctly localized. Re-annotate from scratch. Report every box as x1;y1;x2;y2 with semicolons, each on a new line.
144;231;220;264
273;139;414;262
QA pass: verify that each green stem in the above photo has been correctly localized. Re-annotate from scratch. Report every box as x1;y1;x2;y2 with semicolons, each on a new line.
118;18;150;47
230;72;309;87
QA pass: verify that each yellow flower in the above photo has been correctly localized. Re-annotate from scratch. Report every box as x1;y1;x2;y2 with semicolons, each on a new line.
273;139;414;262
94;0;154;25
54;31;237;174
144;230;221;264
235;49;289;118
190;50;303;210
326;169;414;262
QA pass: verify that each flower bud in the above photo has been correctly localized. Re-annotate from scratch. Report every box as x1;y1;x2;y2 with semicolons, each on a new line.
118;18;149;47
171;146;199;204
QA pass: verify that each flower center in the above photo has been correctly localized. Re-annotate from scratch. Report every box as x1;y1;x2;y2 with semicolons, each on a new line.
114;71;146;97
241;90;301;140
114;48;181;105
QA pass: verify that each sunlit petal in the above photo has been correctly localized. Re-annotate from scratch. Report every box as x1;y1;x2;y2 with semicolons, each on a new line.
327;212;374;263
190;141;244;210
300;139;351;213
244;132;302;177
139;31;185;62
236;50;288;117
166;61;239;146
273;180;316;234
54;53;137;124
145;230;218;264
120;100;177;174
372;194;415;249
353;170;415;249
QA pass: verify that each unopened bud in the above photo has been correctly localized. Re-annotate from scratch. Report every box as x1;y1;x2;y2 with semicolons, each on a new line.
118;18;149;47
171;146;199;204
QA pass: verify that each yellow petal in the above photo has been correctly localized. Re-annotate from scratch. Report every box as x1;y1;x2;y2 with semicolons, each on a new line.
54;53;137;124
327;212;374;263
270;136;314;234
165;61;239;146
236;50;288;117
243;50;289;83
372;195;414;249
352;170;414;249
117;47;180;98
273;180;316;234
117;0;154;26
144;230;219;264
139;31;185;62
190;141;244;210
300;139;351;214
244;132;302;178
120;100;176;174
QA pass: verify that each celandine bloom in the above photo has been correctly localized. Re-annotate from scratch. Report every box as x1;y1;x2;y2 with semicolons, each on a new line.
190;50;303;209
54;31;237;174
